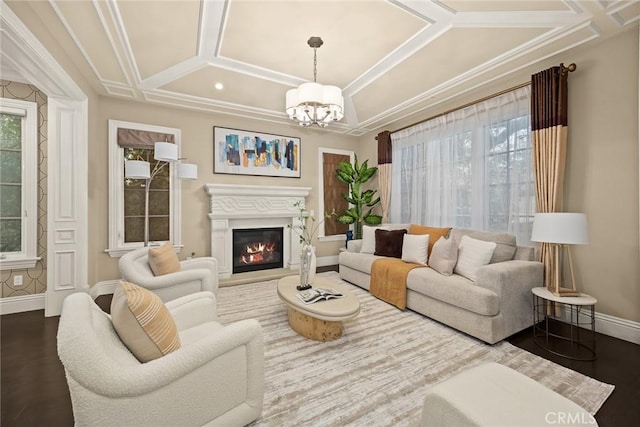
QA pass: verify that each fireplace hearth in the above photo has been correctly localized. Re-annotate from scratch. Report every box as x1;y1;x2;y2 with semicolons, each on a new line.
233;228;284;274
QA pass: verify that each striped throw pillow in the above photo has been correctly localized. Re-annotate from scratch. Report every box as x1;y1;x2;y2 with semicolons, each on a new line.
111;281;181;362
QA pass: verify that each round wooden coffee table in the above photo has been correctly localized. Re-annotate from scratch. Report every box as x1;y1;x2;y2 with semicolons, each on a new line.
277;275;360;342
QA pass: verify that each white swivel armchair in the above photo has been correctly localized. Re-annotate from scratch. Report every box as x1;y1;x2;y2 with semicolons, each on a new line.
119;247;219;302
57;291;264;426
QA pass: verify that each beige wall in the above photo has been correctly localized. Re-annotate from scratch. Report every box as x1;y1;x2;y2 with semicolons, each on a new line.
93;98;362;282
360;28;640;322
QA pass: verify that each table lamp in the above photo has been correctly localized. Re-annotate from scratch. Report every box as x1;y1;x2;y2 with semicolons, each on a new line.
531;213;589;297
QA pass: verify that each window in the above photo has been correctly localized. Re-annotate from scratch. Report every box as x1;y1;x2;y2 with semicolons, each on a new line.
390;86;534;245
0;98;39;269
107;120;182;257
317;147;353;241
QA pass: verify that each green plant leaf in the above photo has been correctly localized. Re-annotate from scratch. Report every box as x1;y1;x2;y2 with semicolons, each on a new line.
337;214;356;224
363;214;383;225
359;166;378;183
366;197;381;207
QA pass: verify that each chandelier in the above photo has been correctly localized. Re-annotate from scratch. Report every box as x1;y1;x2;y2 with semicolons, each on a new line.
285;37;344;127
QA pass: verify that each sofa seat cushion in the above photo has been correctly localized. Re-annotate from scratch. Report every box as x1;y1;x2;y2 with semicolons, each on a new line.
406;268;500;316
339;251;386;274
179;321;224;346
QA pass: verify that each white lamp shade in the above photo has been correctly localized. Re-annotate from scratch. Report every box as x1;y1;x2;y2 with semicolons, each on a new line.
154;142;178;162
124;160;150;179
531;213;589;245
297;82;324;104
177;162;198;180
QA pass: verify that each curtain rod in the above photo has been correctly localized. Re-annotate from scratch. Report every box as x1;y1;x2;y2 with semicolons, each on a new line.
387;63;577;136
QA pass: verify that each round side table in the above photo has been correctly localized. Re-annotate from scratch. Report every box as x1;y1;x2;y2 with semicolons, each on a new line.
532;287;597;361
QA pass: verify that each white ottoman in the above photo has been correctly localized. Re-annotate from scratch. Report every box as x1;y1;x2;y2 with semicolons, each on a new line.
421;362;597;426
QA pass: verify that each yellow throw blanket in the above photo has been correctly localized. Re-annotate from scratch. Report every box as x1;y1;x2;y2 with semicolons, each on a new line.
369;258;424;310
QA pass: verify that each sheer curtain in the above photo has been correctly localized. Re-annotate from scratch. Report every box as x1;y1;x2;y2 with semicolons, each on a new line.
390;86;534;245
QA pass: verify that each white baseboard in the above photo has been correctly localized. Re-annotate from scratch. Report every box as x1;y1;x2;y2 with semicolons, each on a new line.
0;293;45;315
90;279;120;299
558;309;640;345
594;312;640;345
317;255;339;267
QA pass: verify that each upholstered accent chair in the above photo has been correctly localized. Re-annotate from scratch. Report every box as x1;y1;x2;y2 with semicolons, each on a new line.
119;247;219;302
57;291;264;426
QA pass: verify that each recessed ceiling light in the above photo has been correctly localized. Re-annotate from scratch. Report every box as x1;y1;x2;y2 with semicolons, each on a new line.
214;82;224;90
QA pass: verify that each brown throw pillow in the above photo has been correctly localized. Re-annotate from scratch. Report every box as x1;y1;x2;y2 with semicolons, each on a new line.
374;229;407;258
409;225;452;263
111;281;181;363
148;242;180;276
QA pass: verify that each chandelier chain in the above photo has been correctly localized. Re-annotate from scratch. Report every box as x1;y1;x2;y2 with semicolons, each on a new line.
313;47;317;83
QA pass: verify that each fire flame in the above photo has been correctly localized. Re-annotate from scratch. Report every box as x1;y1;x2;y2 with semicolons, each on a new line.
240;241;276;265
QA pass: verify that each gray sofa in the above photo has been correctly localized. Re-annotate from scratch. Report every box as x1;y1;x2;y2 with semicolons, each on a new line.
339;227;544;344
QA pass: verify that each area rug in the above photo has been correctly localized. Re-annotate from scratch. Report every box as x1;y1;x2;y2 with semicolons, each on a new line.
216;271;614;426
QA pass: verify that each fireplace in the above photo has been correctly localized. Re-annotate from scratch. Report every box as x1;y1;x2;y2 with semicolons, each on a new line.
233;227;284;274
205;184;311;278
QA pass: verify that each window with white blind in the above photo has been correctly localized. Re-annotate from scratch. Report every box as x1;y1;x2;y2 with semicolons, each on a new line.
0;98;39;269
106;120;183;257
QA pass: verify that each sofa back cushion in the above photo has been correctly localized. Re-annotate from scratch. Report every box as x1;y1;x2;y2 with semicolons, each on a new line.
374;229;407;258
450;228;516;263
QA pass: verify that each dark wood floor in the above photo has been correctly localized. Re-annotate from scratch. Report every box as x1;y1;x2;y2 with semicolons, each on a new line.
2;278;639;426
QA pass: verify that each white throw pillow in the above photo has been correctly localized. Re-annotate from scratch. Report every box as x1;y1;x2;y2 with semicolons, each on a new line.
401;234;429;265
454;235;497;282
429;236;458;275
360;225;390;254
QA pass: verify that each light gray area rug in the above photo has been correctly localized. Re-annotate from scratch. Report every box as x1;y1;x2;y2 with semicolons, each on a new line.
216;271;614;426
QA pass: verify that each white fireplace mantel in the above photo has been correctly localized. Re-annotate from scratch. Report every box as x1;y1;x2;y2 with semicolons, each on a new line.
204;184;311;278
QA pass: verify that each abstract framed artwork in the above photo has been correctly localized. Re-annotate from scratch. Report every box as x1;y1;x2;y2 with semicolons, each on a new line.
213;126;301;178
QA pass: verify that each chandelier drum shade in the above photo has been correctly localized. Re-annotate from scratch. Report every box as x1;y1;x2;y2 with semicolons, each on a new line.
286;37;344;127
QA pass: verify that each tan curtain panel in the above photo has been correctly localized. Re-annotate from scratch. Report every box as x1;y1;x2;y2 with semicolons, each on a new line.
117;128;175;149
323;153;350;236
377;130;392;222
531;66;569;290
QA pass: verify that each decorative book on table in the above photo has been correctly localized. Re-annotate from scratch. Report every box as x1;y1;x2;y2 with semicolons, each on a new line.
296;288;344;304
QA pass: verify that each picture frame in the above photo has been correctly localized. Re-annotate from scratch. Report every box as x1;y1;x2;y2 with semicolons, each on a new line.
213;126;301;178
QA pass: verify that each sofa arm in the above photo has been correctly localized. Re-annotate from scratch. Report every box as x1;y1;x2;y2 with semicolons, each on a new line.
72;319;264;398
347;239;363;252
475;260;544;336
167;291;217;330
181;257;219;295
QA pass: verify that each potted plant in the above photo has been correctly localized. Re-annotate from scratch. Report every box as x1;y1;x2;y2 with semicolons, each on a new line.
335;155;382;239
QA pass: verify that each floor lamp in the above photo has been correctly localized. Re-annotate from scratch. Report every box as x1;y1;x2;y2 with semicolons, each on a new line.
531;213;589;297
124;142;198;246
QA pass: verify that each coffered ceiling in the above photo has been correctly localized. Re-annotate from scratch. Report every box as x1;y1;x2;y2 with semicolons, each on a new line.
4;0;639;135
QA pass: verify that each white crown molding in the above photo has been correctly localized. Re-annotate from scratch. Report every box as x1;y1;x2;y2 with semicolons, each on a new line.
0;2;84;100
91;0;133;88
359;21;600;130
104;0;142;85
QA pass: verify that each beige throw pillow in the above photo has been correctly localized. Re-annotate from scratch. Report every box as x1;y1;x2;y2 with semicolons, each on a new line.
454;235;497;282
428;236;458;275
401;233;429;265
148;242;180;276
111;281;181;363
